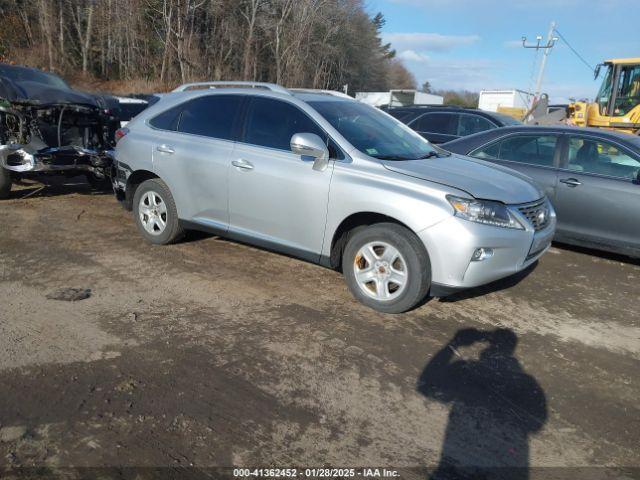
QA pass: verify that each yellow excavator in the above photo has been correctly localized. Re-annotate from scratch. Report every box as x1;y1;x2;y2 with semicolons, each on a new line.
567;57;640;135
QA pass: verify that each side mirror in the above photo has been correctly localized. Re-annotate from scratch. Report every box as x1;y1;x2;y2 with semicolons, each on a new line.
290;133;330;171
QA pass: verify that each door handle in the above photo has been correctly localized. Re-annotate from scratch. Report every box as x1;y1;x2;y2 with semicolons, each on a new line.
560;178;582;187
232;159;254;171
156;144;175;154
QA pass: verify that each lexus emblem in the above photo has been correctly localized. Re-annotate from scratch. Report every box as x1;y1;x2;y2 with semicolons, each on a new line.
536;209;548;224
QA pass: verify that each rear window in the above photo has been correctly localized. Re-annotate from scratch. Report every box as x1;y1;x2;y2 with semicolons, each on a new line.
149;105;181;131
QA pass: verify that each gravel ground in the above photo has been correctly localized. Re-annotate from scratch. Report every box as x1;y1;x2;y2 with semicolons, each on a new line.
0;177;638;479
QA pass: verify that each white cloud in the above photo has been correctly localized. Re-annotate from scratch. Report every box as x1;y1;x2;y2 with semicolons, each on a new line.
398;55;595;101
382;32;480;53
400;57;500;91
503;39;524;48
397;50;430;62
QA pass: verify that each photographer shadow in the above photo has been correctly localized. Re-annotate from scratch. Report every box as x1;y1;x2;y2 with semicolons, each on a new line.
417;328;547;480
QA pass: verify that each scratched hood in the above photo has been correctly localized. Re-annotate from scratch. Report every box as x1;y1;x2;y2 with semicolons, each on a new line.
381;153;543;204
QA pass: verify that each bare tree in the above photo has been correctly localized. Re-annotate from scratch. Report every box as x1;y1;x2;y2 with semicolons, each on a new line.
0;0;413;94
68;0;95;73
240;0;264;80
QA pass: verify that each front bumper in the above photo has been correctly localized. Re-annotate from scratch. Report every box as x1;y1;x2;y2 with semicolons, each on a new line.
419;205;556;293
0;143;113;174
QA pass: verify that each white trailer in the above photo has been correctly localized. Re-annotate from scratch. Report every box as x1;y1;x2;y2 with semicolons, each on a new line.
356;90;444;108
478;89;533;112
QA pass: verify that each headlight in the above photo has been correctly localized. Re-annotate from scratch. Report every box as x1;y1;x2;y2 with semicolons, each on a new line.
447;195;524;230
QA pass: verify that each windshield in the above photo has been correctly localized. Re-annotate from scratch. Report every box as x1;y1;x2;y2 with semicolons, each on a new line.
596;65;613;115
0;65;70;90
613;64;640;116
309;100;442;160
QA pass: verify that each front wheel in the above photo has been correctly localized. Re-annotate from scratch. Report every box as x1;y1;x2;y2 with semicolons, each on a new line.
342;223;431;314
132;178;184;245
0;167;12;199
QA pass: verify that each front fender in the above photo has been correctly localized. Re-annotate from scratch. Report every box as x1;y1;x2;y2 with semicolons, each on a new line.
321;160;457;259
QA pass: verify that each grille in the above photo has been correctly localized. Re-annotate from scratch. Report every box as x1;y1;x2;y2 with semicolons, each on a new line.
517;199;550;231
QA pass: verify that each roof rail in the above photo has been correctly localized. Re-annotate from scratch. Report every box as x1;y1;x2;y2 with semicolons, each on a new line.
387;104;462;109
289;88;352;99
172;81;291;95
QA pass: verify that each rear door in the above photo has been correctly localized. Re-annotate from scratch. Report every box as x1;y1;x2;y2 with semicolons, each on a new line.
554;134;640;252
151;94;244;228
409;112;459;143
470;133;561;201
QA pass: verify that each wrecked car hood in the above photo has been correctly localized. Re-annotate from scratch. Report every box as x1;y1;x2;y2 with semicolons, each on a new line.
380;154;543;205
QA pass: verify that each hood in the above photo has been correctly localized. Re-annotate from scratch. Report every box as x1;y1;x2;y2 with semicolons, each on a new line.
381;153;543;204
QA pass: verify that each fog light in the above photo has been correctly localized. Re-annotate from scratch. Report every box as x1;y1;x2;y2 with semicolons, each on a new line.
471;247;494;262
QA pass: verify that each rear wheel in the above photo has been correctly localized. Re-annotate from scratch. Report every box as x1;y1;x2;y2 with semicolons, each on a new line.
132;178;184;245
0;167;12;199
342;223;431;314
85;172;111;191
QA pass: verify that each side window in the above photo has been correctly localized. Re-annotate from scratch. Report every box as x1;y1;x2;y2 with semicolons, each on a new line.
472;141;500;159
499;135;557;166
412;113;459;135
244;97;327;152
458;114;495;136
388;110;416;124
567;137;640;180
178;95;243;140
472;135;558;166
149;105;181;131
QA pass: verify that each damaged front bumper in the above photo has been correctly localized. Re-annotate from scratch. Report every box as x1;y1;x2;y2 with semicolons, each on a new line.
0;142;113;174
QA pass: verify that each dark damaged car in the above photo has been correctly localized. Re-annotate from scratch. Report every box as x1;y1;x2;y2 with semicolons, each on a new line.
0;63;130;198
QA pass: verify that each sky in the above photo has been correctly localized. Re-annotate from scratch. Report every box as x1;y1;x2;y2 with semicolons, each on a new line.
367;0;640;103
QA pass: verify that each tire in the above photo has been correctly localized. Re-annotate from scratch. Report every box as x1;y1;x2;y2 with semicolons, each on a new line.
342;222;431;314
0;167;12;200
132;178;184;245
85;172;112;191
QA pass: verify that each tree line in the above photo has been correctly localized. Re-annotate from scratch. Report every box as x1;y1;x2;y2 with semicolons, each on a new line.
0;0;417;93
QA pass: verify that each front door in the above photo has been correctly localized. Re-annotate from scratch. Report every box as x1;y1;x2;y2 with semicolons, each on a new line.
554;135;640;252
227;96;334;261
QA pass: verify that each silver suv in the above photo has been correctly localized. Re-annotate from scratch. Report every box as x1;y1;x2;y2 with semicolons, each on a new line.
113;82;556;313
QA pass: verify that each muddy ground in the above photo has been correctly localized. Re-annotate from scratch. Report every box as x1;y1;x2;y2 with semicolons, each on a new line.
0;178;638;479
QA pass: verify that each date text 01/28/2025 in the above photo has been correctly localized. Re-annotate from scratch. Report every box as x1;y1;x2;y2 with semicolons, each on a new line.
233;468;400;478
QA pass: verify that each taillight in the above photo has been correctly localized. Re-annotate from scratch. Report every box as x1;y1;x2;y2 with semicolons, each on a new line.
115;127;129;143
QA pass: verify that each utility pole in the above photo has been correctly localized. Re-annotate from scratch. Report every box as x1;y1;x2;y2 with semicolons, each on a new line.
522;21;558;101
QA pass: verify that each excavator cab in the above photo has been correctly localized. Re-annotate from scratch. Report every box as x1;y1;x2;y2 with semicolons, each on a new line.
568;58;640;135
595;61;640;117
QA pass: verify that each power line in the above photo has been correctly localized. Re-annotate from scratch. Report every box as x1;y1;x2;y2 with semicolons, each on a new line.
553;28;595;74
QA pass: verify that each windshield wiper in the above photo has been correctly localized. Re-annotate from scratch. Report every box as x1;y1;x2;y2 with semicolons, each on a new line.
371;154;413;160
418;151;439;159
